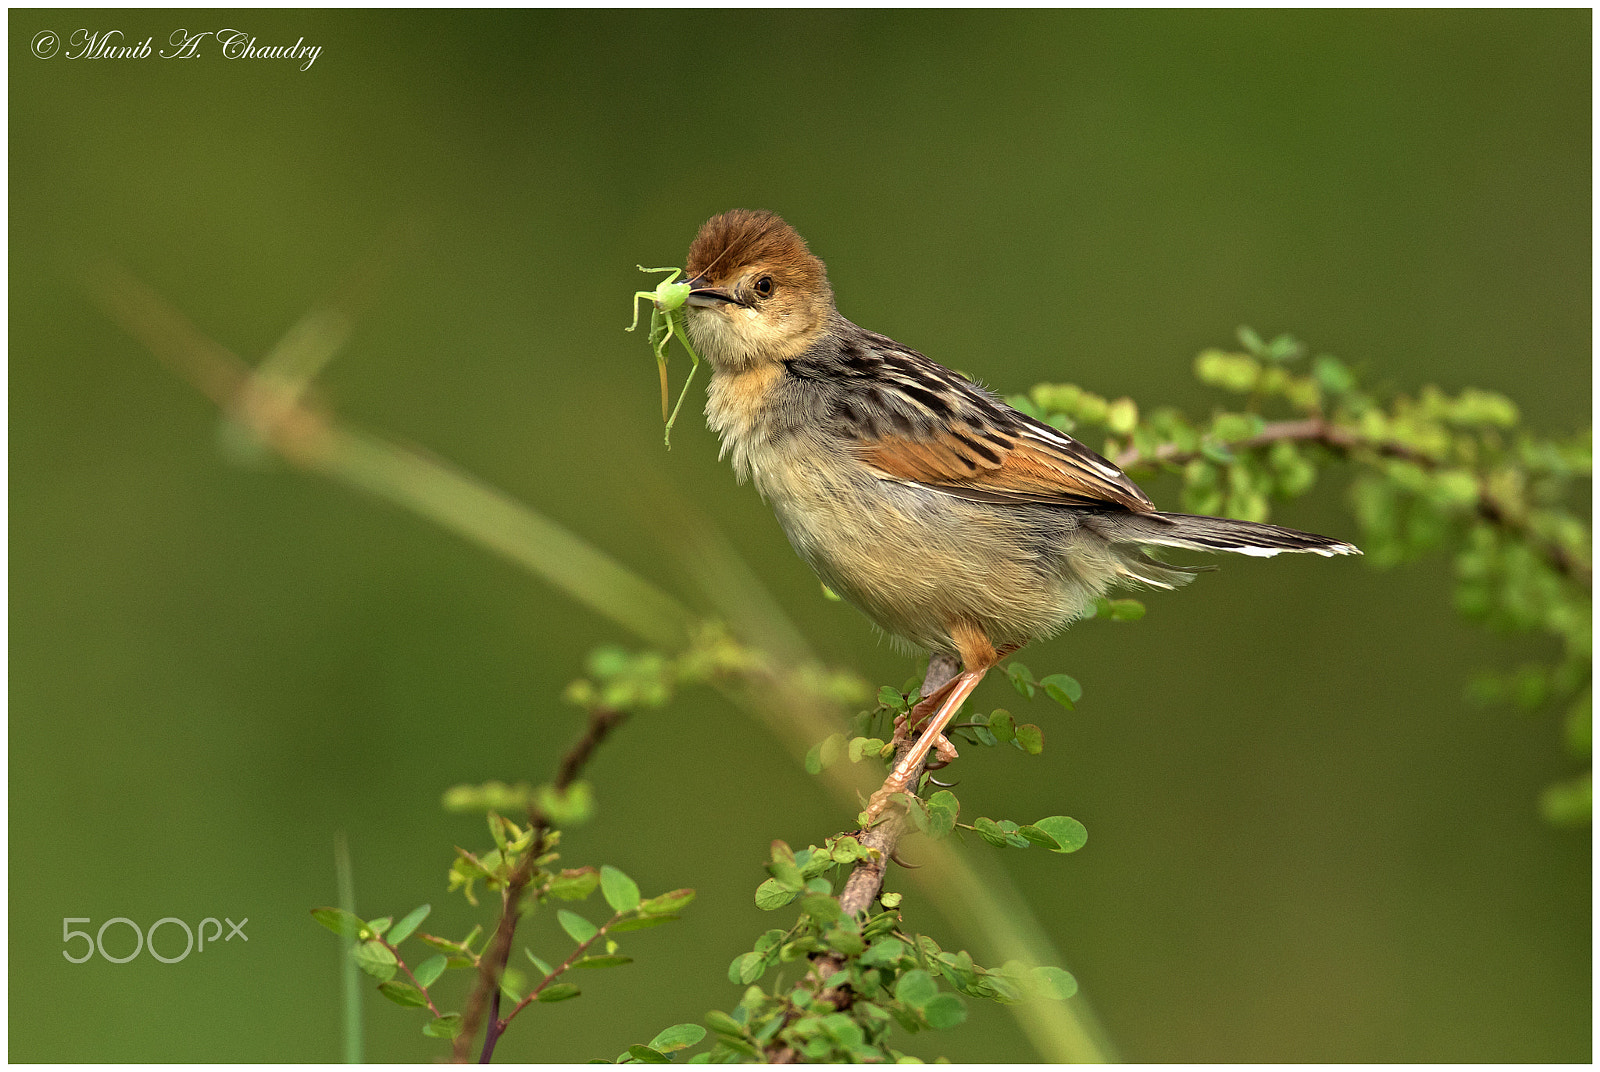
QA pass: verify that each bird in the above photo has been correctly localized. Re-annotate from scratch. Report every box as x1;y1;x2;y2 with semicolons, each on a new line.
675;209;1359;820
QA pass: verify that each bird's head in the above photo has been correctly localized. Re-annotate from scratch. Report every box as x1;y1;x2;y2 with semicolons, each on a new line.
682;209;835;372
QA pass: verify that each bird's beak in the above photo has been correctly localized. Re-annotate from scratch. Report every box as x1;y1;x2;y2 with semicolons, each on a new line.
684;276;742;308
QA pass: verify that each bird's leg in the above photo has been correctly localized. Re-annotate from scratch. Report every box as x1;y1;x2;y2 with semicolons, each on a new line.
865;666;989;823
866;628;1002;825
911;639;1013;770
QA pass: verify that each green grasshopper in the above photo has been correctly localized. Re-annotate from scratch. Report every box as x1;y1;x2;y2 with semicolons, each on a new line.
627;265;704;449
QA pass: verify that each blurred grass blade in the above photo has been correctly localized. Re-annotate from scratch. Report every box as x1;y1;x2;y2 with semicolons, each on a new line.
83;257;694;650
334;831;362;1065
317;425;692;647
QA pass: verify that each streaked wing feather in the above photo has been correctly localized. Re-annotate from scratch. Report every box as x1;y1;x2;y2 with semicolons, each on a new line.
858;411;1155;513
808;327;1155;512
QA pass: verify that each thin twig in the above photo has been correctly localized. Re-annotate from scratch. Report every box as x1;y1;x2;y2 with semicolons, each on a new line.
376;937;443;1019
1113;416;1591;590
501;912;618;1028
457;706;627;1063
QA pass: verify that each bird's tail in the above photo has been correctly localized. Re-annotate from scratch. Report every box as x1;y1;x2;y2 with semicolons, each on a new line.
1103;511;1362;559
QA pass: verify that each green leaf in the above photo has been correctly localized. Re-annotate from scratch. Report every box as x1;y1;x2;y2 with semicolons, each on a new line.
1016;824;1061;850
1211;412;1266;443
728;952;767;985
922;993;967;1030
1029;965;1079;1000
803;742;824;774
925;789;959;839
627;1045;671;1063
805;731;846;774
558;910;599;944
848;736;888;763
388;904;431;945
1014;724;1044;755
378;980;429;1008
799;893;843;925
311;907;367;937
423;1013;463;1039
1030;815;1089;853
526;949;554;976
499;967;528;1003
901;791;930;833
1039;673;1082;708
413;954;447;989
610;914;679;932
352;940;397;981
767;857;804;890
535;780;596;826
861;937;909;967
1312;353;1356;394
878;685;906;710
822;1011;866;1050
755;879;799;910
1107;598;1145;621
649;1024;707;1053
972;817;1009;848
987;710;1015;744
601;866;642;913
894;969;937;1008
574;954;633;969
1005;662;1036;699
1540;774;1592;826
973;817;1031;848
719;1036;761;1058
364;916;393;936
824;926;865;956
704;1010;745;1037
420;933;463;954
637;888;696;914
548;867;602;901
538;983;582;1002
1106;397;1139;435
780;937;823;961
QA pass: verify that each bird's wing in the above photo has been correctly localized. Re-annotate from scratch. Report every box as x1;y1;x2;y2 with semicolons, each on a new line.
858;411;1154;511
801;327;1155;512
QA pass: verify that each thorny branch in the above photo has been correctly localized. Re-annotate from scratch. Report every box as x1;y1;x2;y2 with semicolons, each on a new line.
764;653;962;1063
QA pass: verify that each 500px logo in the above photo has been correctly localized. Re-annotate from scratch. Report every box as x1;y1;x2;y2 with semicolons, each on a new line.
63;916;248;964
30;28;322;70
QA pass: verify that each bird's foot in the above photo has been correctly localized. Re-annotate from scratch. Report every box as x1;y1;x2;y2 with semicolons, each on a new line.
889;711;911;749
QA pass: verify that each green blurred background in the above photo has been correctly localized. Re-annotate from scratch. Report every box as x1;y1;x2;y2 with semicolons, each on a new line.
10;9;1590;1062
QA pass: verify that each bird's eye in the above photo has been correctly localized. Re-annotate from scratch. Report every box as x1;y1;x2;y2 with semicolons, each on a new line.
753;276;775;298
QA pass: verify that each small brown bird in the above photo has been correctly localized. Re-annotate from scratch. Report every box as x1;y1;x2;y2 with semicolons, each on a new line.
678;209;1358;819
